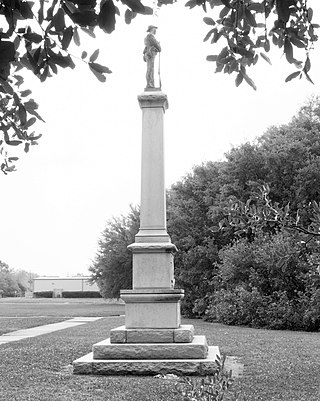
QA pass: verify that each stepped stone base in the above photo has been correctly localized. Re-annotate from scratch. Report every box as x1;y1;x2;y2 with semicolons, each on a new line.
93;335;208;360
110;325;194;343
121;289;184;329
73;346;220;376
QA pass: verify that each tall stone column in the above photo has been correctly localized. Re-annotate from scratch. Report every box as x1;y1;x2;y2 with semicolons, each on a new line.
135;92;169;244
73;90;219;375
122;91;183;330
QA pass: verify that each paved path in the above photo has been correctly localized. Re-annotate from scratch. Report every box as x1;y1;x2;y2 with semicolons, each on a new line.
0;317;104;344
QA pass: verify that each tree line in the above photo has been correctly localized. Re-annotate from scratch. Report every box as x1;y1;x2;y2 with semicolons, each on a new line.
90;96;320;331
0;260;37;297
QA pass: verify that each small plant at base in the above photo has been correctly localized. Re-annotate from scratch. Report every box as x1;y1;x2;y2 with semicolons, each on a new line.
174;355;246;401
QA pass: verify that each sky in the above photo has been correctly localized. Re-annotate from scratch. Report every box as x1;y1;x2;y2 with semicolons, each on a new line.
0;1;320;277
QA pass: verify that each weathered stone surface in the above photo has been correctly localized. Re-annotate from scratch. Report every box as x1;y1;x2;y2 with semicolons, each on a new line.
109;324;195;344
124;301;181;329
73;346;220;376
110;326;126;343
174;325;194;343
72;353;94;374
127;328;174;343
132;252;174;289
93;335;208;360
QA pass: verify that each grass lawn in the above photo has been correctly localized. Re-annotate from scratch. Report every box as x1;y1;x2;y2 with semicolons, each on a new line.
0;297;125;317
0;299;319;401
0;317;67;335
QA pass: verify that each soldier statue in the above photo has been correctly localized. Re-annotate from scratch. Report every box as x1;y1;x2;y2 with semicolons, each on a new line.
143;25;161;89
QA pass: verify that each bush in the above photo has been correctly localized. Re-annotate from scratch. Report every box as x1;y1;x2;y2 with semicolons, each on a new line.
205;286;320;331
34;291;53;298
217;232;311;299
33;291;102;298
205;287;269;327
198;231;320;331
62;291;102;298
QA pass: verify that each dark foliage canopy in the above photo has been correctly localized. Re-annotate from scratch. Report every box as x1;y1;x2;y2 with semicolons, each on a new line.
0;0;318;173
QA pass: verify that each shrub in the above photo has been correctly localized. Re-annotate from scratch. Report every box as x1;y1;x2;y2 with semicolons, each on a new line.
205;287;269;327
62;291;102;298
217;232;311;299
33;291;102;298
201;231;320;331
34;291;53;298
205;286;320;331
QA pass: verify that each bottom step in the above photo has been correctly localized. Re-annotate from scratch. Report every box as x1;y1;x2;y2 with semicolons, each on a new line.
73;346;220;376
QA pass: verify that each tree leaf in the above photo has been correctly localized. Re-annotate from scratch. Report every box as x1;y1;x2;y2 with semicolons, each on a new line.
304;71;314;85
89;49;99;63
7;140;23;146
0;41;16;68
48;59;58;74
46;0;59;20
61;26;73;50
219;6;229;18
40;65;50;82
27;108;45;123
70;11;97;27
20;89;32;97
206;55;218;62
89;62;112;74
125;9;133;24
81;27;96;38
290;36;306;48
220;0;231;7
98;0;116;34
240;67;257;90
203;28;215;42
89;65;107;82
19;105;27;125
121;0;145;14
47;49;75;69
304;56;311;73
185;0;197;9
20;1;34;18
264;38;270;52
248;3;265;13
260;52;271;65
203;17;215;25
0;78;14;95
64;0;78;14
235;72;243;87
52;8;66;32
38;0;45;24
284;37;294;63
81;51;88;59
285;71;301;82
24;32;43;44
25;117;37;128
142;6;153;15
73;27;80;46
245;8;257;27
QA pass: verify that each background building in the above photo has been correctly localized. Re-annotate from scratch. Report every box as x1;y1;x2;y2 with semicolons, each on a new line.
33;276;100;297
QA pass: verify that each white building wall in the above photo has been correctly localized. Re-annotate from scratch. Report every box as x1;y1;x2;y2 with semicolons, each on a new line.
33;277;99;292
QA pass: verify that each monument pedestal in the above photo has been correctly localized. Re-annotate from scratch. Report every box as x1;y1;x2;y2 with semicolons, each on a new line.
73;90;219;375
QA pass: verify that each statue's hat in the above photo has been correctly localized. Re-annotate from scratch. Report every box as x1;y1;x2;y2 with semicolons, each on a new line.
147;25;158;32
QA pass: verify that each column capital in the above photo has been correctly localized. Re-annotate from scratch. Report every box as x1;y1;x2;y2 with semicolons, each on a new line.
138;91;169;111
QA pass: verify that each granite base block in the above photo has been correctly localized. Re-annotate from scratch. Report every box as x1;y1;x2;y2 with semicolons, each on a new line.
93;335;208;360
73;346;220;376
110;325;194;344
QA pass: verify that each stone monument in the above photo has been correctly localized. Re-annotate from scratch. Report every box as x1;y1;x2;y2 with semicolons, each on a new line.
73;29;219;375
